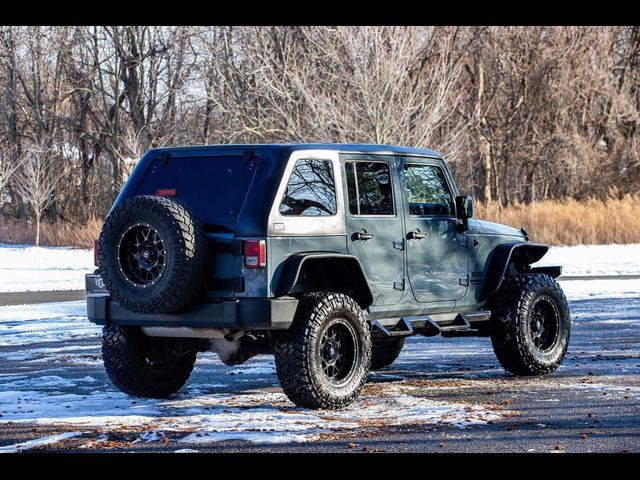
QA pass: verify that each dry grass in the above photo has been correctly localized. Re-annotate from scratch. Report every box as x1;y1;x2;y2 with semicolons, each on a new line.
0;217;102;249
1;195;640;248
476;194;640;245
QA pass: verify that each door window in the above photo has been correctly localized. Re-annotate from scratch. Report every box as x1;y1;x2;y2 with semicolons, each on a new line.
403;164;454;217
279;159;337;216
345;162;394;216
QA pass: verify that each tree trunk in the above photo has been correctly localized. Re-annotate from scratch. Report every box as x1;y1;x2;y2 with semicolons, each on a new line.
35;211;41;247
476;60;493;203
480;131;493;203
202;71;215;144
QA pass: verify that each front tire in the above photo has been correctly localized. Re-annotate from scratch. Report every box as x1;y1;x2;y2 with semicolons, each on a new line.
273;293;371;409
490;274;570;376
101;325;197;398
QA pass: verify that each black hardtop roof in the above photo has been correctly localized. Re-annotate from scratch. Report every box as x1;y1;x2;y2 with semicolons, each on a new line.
149;143;443;158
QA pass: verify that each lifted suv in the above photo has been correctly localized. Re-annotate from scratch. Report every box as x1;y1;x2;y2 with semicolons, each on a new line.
87;144;570;409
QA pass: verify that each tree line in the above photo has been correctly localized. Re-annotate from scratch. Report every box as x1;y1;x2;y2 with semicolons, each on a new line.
0;26;638;244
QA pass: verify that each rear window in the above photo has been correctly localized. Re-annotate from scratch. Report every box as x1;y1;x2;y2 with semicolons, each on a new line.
279;159;337;217
135;154;259;231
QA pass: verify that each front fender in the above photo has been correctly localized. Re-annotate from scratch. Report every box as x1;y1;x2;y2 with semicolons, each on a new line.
478;242;550;302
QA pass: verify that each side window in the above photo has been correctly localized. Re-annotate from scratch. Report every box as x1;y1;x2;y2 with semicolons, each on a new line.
403;164;454;216
345;162;394;216
279;159;337;216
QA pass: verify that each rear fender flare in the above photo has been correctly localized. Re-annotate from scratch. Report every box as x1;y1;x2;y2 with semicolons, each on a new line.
273;253;374;310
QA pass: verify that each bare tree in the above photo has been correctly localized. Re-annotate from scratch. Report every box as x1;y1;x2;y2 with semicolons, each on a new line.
1;26;640;246
12;141;64;246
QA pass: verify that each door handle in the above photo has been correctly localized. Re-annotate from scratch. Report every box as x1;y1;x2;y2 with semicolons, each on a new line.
353;232;374;241
408;230;427;240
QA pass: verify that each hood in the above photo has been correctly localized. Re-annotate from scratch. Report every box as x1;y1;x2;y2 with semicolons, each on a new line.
475;220;525;239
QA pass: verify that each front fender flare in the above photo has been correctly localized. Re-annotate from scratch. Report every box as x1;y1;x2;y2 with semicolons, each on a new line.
478;242;551;302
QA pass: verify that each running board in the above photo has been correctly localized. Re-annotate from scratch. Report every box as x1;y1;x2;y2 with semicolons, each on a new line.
370;318;414;338
371;311;491;338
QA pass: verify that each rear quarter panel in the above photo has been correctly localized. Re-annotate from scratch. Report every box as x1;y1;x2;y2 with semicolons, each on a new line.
266;236;349;297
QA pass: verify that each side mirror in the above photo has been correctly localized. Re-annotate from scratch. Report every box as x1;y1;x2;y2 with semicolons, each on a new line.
455;195;473;232
455;195;474;220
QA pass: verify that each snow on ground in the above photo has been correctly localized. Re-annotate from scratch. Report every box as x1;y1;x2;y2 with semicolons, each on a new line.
535;243;640;277
0;301;98;347
0;244;93;293
0;296;509;445
0;374;506;445
557;278;640;300
0;432;83;453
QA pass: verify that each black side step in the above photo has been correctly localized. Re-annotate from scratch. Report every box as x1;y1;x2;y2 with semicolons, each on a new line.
371;318;414;338
371;311;492;338
439;314;470;332
440;311;492;337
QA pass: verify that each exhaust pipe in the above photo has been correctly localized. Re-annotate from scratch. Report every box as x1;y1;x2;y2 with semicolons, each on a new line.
141;327;271;366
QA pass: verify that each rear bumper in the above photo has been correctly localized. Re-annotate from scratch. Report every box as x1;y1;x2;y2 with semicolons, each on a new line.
85;277;298;330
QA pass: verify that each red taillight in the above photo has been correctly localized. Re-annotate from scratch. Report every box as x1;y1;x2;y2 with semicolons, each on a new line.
94;239;99;267
243;239;266;268
156;188;177;197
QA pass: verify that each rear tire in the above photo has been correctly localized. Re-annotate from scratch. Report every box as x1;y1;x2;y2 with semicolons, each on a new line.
272;293;371;409
101;325;197;398
370;338;405;370
490;274;570;376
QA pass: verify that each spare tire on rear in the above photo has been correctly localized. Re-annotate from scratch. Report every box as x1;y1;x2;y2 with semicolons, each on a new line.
98;195;210;314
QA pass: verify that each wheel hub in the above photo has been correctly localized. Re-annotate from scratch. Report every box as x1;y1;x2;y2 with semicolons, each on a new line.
318;319;358;385
117;225;166;286
530;296;560;352
322;339;341;365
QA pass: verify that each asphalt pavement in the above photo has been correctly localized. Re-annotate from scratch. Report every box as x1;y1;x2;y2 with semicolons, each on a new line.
0;288;638;453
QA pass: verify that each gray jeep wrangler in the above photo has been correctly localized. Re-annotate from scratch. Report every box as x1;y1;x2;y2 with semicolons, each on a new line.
87;144;570;409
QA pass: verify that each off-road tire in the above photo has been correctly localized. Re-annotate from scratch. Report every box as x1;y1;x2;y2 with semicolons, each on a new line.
490;274;570;376
272;293;371;409
101;325;196;398
370;338;405;370
98;195;210;314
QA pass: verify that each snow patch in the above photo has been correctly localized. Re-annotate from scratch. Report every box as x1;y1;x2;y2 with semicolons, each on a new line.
0;244;93;293
0;432;82;453
0;384;506;445
0;301;99;347
535;243;640;277
557;279;640;301
228;365;276;375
